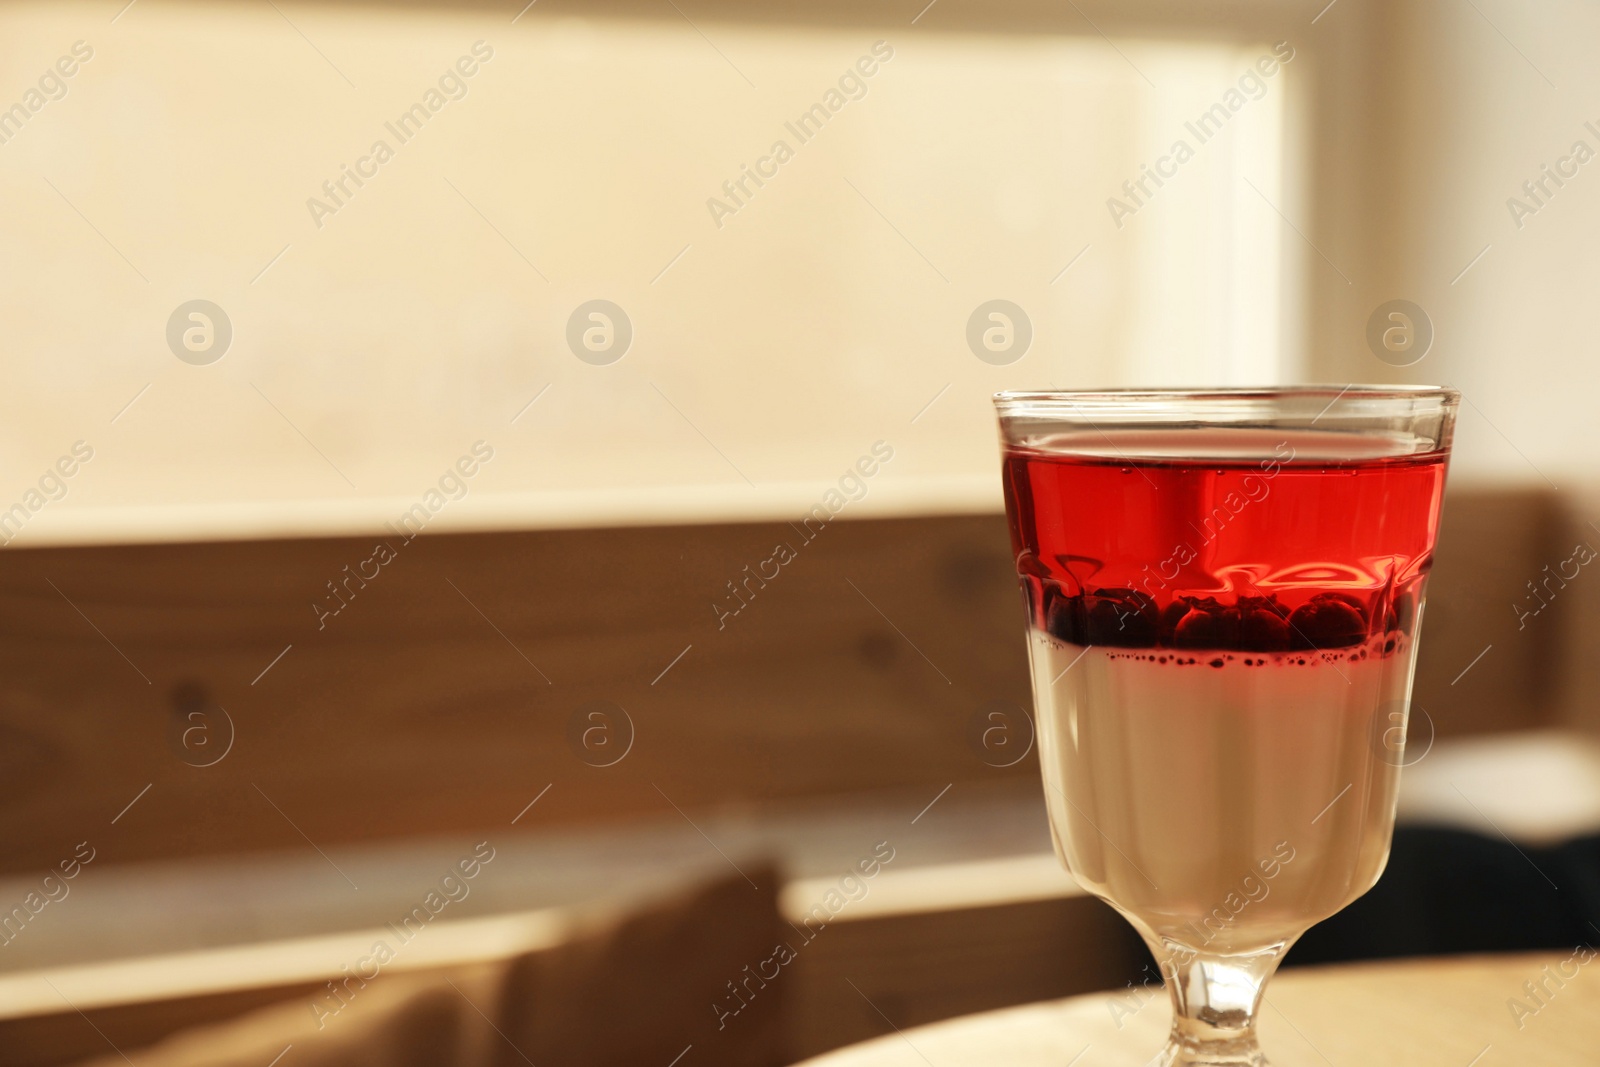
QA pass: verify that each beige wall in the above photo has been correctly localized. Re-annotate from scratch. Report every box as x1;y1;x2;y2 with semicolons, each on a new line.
0;1;1294;544
1311;0;1598;490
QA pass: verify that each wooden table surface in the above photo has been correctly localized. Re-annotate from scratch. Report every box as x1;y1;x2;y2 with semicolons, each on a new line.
797;953;1600;1066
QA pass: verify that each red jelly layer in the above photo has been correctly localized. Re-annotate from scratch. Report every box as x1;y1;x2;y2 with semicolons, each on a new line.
1002;434;1448;653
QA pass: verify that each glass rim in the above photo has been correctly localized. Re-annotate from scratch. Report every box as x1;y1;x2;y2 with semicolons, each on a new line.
993;384;1459;459
994;384;1459;409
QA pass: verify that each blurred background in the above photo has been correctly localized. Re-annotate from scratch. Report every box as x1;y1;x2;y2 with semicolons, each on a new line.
1;1;1598;1065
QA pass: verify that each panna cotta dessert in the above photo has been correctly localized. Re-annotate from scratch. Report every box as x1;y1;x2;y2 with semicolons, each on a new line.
1003;427;1448;962
1030;629;1412;956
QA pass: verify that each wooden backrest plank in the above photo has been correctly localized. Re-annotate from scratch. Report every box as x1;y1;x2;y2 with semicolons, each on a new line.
0;493;1556;876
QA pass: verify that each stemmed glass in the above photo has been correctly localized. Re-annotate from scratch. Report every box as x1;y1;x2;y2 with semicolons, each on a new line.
994;387;1457;1066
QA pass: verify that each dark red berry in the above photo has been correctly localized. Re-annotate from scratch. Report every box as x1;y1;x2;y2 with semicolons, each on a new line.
1172;598;1239;649
1045;590;1085;643
1238;604;1291;651
1159;598;1193;643
1391;592;1415;634
1288;596;1367;649
1085;588;1157;646
1315;592;1370;623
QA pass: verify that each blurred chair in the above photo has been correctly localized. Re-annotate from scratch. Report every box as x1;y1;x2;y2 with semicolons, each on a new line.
1292;824;1600;964
1294;490;1600;966
59;870;783;1067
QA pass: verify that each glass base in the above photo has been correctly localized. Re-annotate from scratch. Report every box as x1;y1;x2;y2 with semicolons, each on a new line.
1146;940;1287;1067
1148;1036;1265;1067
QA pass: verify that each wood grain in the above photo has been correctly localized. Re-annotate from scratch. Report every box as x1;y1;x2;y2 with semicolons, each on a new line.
1411;487;1566;735
0;515;1031;876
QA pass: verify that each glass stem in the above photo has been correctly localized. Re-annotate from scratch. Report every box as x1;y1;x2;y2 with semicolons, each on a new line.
1152;942;1288;1066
